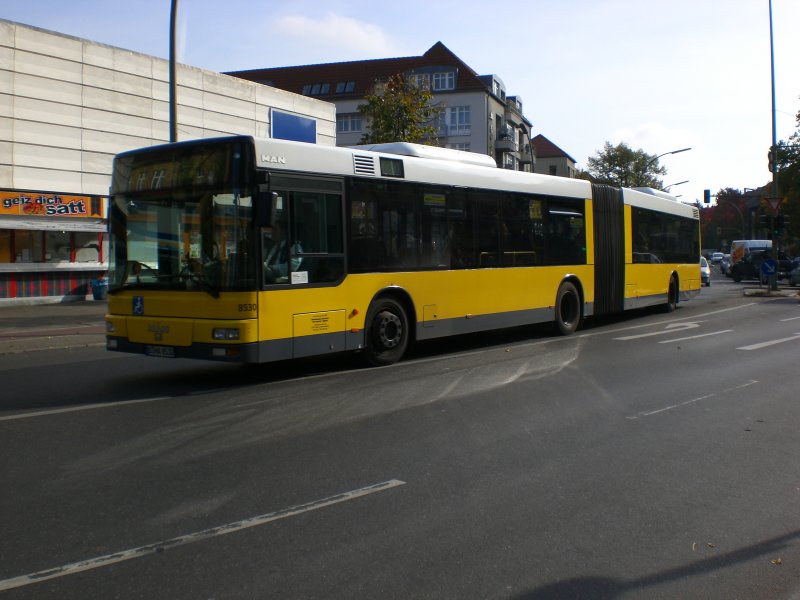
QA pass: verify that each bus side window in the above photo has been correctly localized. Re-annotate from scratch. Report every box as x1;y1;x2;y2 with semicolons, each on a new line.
288;188;344;284
449;194;476;269
476;192;502;266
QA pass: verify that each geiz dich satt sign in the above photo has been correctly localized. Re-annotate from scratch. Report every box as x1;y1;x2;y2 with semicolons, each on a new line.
1;191;105;218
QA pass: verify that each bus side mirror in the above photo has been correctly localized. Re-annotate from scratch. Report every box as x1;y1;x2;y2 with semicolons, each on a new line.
254;186;273;227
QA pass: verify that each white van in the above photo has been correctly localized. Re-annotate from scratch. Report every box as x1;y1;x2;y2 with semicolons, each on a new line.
729;239;771;266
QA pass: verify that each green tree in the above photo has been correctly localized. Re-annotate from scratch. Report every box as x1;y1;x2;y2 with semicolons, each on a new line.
358;74;443;145
774;102;800;252
586;141;667;188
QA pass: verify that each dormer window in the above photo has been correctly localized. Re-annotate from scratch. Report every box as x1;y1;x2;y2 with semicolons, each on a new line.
432;71;455;91
302;83;331;96
408;74;430;89
335;81;356;94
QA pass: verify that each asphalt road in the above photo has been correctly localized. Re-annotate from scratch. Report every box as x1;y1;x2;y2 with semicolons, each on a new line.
1;273;799;599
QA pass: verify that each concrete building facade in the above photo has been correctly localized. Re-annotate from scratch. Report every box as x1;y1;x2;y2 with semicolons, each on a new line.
0;19;335;304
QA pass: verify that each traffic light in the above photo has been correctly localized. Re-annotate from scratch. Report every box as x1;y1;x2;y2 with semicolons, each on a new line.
774;215;784;230
703;189;711;204
768;149;775;173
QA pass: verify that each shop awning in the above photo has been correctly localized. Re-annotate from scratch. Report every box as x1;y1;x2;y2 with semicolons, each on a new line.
0;216;107;232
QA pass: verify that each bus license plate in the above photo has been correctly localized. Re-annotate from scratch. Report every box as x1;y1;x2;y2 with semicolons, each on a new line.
146;345;175;358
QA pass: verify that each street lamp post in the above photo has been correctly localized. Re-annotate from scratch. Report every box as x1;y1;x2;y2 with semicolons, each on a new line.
768;0;779;290
645;147;692;171
664;180;689;191
639;147;691;189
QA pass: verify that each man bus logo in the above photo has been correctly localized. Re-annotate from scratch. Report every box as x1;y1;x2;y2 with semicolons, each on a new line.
261;155;286;164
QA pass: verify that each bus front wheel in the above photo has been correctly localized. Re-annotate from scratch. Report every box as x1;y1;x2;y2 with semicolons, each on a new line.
555;281;581;335
364;298;409;366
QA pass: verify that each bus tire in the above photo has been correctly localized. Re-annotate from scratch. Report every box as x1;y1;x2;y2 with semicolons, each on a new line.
665;275;678;313
364;298;409;366
554;281;581;336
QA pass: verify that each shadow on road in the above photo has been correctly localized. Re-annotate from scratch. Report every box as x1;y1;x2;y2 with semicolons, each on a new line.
511;529;799;599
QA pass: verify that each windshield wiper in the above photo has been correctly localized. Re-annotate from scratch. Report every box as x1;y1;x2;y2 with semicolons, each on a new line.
181;268;220;298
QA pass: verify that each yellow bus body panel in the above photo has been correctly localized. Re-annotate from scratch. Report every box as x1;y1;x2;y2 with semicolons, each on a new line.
107;292;259;346
257;265;594;341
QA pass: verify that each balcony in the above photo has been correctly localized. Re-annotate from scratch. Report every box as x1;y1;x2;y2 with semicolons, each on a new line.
495;130;518;152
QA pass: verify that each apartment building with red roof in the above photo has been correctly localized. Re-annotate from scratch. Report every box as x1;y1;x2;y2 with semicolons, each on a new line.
228;42;541;172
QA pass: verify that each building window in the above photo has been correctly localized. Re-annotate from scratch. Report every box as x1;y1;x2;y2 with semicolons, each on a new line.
447;143;471;152
447;106;470;135
503;153;518;170
337;113;363;133
549;165;558;176
303;83;330;96
409;74;430;89
335;81;356;94
6;229;104;264
432;71;455;91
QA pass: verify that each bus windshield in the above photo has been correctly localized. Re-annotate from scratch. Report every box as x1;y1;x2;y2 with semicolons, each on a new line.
108;139;257;294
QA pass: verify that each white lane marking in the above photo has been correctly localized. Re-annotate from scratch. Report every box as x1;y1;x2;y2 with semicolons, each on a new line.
737;333;800;351
779;316;800;322
0;479;406;592
626;380;758;420
657;330;733;344
614;321;703;341
0;396;171;422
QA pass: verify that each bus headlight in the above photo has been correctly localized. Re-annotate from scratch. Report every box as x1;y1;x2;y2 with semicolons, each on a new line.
212;328;240;340
106;321;116;333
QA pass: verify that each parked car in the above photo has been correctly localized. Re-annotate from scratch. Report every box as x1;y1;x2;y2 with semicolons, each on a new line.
790;264;800;287
730;249;793;283
700;256;711;286
720;253;731;276
711;251;724;264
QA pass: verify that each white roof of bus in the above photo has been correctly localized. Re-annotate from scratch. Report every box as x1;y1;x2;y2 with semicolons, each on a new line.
623;187;697;219
255;137;591;199
252;136;697;218
351;142;499;168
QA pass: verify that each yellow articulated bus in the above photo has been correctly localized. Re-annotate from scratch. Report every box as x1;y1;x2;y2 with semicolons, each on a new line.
105;135;700;365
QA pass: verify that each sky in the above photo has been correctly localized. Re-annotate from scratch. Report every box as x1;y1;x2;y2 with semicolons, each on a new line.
4;0;800;205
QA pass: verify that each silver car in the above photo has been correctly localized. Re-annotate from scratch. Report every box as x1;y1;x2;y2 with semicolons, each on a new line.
700;256;711;286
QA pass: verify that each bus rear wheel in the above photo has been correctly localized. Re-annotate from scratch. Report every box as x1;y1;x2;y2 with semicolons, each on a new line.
555;281;581;335
664;276;678;313
364;298;409;366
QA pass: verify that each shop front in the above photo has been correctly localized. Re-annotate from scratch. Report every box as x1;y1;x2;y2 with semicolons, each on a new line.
0;190;108;305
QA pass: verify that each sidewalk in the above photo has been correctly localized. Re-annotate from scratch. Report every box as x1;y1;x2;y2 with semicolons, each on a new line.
0;299;108;354
742;286;800;298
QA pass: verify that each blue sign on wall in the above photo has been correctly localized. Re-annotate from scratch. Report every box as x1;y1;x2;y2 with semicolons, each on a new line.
271;110;316;143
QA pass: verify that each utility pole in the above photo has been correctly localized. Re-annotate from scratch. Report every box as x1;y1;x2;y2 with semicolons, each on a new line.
169;0;178;143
